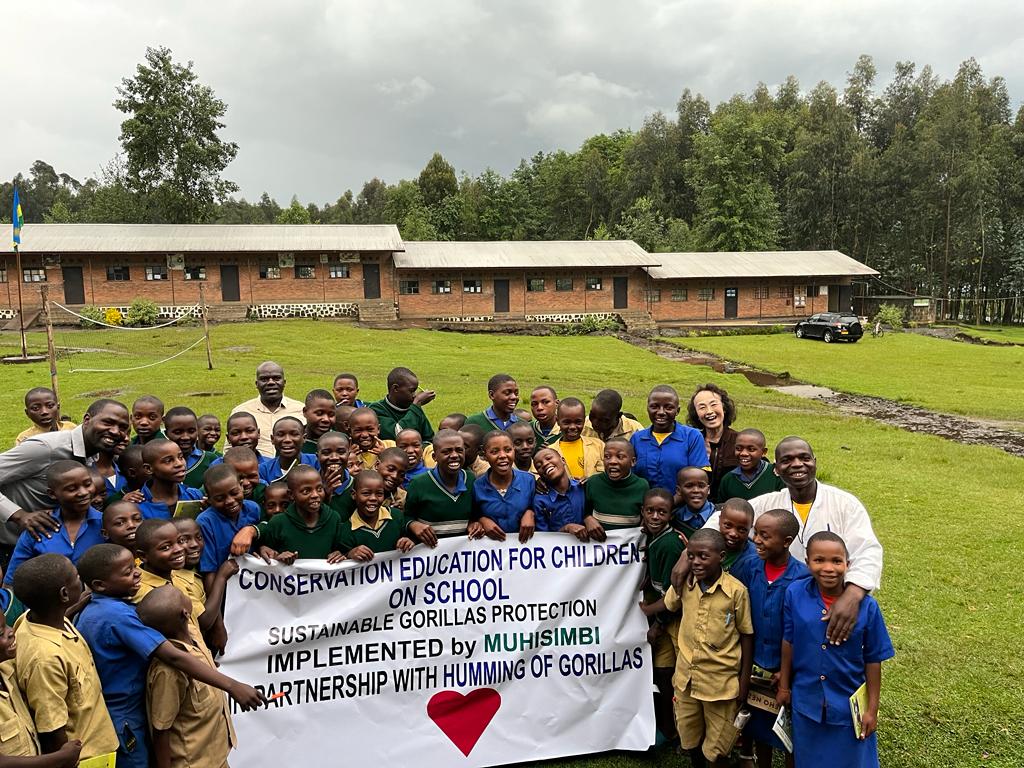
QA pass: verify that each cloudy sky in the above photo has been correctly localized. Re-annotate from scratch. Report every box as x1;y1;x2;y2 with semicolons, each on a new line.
7;1;1023;204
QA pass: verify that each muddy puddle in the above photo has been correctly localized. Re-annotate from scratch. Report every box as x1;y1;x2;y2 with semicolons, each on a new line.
618;334;1024;458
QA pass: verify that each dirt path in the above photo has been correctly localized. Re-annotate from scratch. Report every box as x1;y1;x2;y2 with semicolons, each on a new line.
618;334;1024;458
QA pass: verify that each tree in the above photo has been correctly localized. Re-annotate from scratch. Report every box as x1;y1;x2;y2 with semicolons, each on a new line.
615;196;666;252
275;196;312;224
417;153;458;208
114;46;238;223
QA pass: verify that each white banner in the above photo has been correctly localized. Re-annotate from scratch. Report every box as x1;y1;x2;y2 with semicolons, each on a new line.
220;531;655;767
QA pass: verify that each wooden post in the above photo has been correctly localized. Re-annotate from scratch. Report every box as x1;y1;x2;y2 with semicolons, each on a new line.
199;282;214;370
14;245;27;358
41;284;59;401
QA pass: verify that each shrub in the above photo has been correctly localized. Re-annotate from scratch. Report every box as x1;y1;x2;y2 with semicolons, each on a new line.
125;298;160;327
103;307;124;326
78;305;105;328
550;316;623;336
873;303;905;331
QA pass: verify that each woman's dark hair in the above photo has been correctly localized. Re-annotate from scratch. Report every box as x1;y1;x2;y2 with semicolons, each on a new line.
686;383;736;430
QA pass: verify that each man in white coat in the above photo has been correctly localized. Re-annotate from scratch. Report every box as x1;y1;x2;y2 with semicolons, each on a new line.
674;435;883;645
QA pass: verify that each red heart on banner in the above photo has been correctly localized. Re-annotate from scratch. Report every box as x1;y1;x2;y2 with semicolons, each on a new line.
427;688;501;756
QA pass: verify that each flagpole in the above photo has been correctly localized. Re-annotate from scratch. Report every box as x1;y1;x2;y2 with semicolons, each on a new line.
14;243;27;359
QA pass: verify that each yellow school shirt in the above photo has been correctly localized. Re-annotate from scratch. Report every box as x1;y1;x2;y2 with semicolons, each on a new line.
133;570;208;650
14;420;77;446
469;456;490;478
555;436;606;479
147;638;235;768
385;487;407;512
174;570;208;619
12;616;118;759
582;415;645;442
0;660;39;757
361;440;397;470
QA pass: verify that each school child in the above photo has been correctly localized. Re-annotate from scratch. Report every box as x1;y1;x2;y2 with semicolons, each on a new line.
197;465;261;577
438;413;467;431
582;389;645;443
507;421;538;473
75;545;261;768
196;413;222;453
222;446;266;509
262;482;290;519
777;532;894;768
459;424;490;477
11;554;119;760
346;447;364;478
631;385;710;492
115;444;150;496
396;428;430;486
258;416;319;484
472;431;536;543
131;395;165;444
514;408;532;423
0;605;82;764
138;586;237;768
15;386;76;445
137;440;204;519
93;437;126;496
336;470;416;561
101;501;143;549
583;438;649;538
172;517;234;656
663;529;754;767
637;488;685;744
224;411;261;454
553;398;605;480
376;448;410;512
404;429;476;545
716;428;785;503
333;403;356;436
465;374;521;433
318;432;354;512
730;509;808;768
86;466;108;510
349;408;397;471
531;447;586;539
5;461;106;584
529;385;561;447
332;372;366;407
163;407;219;489
301;389;338;454
673;466;715;537
371;366;435;442
719;498;758;573
173;518;202;571
252;465;346;562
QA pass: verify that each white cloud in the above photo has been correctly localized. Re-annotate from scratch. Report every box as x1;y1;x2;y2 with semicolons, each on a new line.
375;76;436;107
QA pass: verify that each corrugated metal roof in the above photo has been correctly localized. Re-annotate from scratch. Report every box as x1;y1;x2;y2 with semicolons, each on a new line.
17;223;404;253
645;251;878;279
394;240;658;269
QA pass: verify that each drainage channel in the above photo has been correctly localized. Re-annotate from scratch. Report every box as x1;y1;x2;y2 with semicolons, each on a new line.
617;334;1024;459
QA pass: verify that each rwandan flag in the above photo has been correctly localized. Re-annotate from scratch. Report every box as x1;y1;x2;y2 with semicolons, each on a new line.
12;186;23;247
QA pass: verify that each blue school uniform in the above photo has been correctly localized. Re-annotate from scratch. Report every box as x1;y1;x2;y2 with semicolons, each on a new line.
6;506;106;582
485;406;518;431
106;470;126;494
197;500;261;573
733;556;810;750
630;422;710;492
258;453;320;484
784;579;895;768
533;480;585;532
472;469;536;533
76;593;167;768
724;538;758;573
137;483;205;519
403;461;430;488
672;498;716;534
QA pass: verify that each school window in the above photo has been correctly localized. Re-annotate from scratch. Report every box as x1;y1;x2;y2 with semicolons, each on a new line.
329;264;350;279
142;265;166;281
463;279;482;293
644;289;661;302
698;288;714;301
527;278;545;292
183;266;206;281
586;276;602;291
0;268;7;283
259;265;281;280
106;265;130;282
294;265;316;279
671;288;688;302
22;268;46;283
777;285;793;298
432;279;452;294
806;284;820;297
399;280;420;295
753;285;769;299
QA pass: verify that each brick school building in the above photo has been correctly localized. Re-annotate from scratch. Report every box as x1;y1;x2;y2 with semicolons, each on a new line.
4;224;876;327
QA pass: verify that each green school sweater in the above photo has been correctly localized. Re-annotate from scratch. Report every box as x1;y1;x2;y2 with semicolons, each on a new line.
404;469;475;538
584;472;649;529
257;503;345;559
323;476;356;518
531;421;561;449
716;461;785;502
301;438;319;455
184;450;220;490
337;508;409;554
370;399;435;442
646;528;686;596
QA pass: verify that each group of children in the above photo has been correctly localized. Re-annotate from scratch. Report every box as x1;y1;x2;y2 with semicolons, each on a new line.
1;371;893;768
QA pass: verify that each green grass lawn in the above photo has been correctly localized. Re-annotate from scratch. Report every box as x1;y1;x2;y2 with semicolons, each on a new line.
1;320;1021;768
947;324;1024;345
663;331;1024;423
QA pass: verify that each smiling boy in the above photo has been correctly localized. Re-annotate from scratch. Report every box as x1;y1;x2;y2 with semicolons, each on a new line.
553;398;605;480
15;387;76;446
465;374;521;433
631;385;710;493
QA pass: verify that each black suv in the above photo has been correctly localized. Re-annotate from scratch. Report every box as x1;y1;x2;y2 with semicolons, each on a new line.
794;313;863;343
